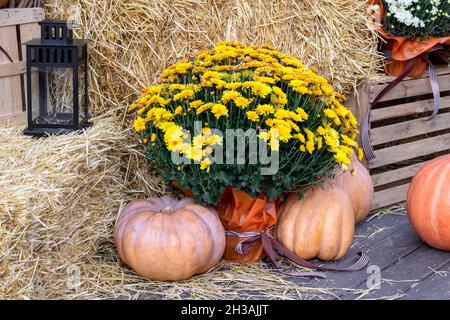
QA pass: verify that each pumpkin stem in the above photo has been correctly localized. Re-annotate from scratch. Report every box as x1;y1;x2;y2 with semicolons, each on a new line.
160;206;173;213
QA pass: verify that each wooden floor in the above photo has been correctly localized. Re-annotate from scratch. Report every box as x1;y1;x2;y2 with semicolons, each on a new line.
298;208;450;300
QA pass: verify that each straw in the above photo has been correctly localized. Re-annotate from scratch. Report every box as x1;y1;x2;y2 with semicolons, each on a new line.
44;0;384;118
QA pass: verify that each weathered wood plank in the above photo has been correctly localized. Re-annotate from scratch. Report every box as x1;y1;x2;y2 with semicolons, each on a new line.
400;261;450;300
0;8;45;27
370;112;450;146
369;133;450;169
340;245;450;300
305;215;421;298
369;73;450;103
0;25;22;119
370;96;450;122
0;61;25;77
0;111;27;125
371;184;409;210
372;162;424;187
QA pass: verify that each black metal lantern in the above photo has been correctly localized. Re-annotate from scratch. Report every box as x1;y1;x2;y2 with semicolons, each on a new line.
23;20;90;136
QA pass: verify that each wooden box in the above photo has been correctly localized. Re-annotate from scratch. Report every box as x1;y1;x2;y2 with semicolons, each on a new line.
0;8;44;125
348;66;450;211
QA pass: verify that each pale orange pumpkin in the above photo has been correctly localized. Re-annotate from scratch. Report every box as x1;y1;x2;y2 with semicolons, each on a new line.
407;154;450;251
275;186;355;261
114;196;226;281
332;155;374;223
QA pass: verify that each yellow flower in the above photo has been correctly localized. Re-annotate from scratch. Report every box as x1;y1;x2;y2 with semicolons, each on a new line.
293;133;306;143
341;134;358;147
316;126;326;135
133;117;146;132
174;89;195;101
234;97;251;109
186;146;203;161
174;106;183;115
299;145;306;152
306;140;315;154
247;111;259;122
193;134;204;148
256;104;274;116
243;81;272;98
164;125;184;151
200;158;212;172
202;71;224;80
204;134;223;146
358;148;364;161
254;75;276;84
334;152;350;166
151;133;157;142
190;100;203;108
211;104;229;119
296;107;309;121
221;90;241;104
196;103;213;115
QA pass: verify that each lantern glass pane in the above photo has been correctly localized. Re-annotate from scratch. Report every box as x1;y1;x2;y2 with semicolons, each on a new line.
31;66;74;126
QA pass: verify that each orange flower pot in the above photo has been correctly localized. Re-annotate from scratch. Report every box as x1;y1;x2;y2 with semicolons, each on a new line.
216;188;277;263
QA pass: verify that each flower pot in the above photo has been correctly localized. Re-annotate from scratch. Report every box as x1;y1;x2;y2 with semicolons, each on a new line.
216;188;278;263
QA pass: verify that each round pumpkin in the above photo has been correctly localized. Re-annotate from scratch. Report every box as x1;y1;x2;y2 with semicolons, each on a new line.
275;186;355;261
406;154;450;250
114;196;226;281
332;155;374;223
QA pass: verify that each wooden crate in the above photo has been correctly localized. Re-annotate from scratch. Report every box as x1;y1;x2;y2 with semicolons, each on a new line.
348;65;450;211
0;8;44;125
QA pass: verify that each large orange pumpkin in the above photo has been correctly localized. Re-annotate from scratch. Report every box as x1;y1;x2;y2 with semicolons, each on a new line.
275;186;355;261
114;196;226;281
407;155;450;251
332;155;374;223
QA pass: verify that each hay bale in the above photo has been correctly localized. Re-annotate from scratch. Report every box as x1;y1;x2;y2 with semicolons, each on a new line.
45;0;383;117
0;118;165;299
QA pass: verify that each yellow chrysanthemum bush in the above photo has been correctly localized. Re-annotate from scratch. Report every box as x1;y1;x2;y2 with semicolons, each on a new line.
130;42;363;205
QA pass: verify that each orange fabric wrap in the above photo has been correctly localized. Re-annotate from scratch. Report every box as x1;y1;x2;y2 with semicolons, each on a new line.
370;0;450;77
216;188;277;263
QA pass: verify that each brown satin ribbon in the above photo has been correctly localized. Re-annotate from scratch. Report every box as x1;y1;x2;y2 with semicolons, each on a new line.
227;229;370;279
362;45;445;161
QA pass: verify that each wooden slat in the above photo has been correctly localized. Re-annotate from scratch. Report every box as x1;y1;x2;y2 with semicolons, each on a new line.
20;22;41;113
0;8;45;27
372;162;424;187
369;133;450;169
0;61;25;77
371;183;410;210
369;73;450;103
0;25;22;118
370;112;450;145
0;111;26;125
371;96;450;122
